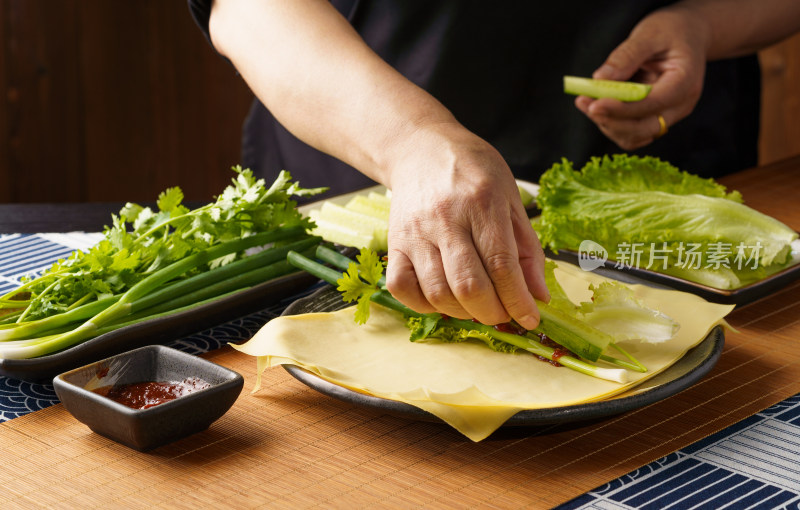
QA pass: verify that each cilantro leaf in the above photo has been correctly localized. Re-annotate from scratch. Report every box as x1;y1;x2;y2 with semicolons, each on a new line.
335;248;387;324
157;187;184;213
355;249;384;287
1;166;325;325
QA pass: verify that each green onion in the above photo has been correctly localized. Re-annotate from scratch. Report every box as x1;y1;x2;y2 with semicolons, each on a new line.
0;228;316;359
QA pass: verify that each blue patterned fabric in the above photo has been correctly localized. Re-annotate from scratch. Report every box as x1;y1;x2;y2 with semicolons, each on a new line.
0;233;307;422
0;234;85;295
560;395;800;508
3;233;800;506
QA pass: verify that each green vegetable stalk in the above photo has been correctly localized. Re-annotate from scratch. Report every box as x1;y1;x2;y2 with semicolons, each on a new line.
288;246;674;383
0;168;325;359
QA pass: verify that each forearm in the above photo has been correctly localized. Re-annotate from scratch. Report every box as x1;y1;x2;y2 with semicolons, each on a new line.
208;0;460;186
672;0;800;60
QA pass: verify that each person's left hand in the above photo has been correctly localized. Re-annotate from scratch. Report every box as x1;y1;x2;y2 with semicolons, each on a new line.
574;6;710;150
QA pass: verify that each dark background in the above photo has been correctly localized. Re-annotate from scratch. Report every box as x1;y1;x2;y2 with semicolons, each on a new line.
1;0;799;204
0;0;253;204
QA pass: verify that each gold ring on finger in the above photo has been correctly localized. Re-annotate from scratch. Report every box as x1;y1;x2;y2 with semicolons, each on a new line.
655;114;668;139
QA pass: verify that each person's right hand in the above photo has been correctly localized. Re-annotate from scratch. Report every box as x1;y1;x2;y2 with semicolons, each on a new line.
209;0;551;328
383;122;550;330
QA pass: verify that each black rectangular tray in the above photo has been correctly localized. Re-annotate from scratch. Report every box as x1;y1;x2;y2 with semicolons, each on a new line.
546;246;800;306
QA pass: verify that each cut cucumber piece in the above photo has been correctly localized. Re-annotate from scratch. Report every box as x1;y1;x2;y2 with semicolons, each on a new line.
563;76;651;102
367;191;392;206
518;185;535;208
309;202;388;251
308;209;387;251
304;188;395;251
318;201;387;231
345;194;390;221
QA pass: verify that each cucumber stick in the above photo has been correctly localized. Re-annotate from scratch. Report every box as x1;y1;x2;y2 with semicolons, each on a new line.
308;185;535;251
308;192;392;250
344;194;390;221
564;76;651;102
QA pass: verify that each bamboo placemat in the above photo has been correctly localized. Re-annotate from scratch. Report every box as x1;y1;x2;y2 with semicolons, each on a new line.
1;158;798;509
0;280;798;510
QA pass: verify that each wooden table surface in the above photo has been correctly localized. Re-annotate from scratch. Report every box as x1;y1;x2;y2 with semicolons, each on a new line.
1;157;799;509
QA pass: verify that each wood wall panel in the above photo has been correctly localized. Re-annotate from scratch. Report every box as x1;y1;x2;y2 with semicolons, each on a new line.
76;1;252;203
759;33;800;166
1;1;85;202
0;1;798;204
0;4;8;202
0;0;254;204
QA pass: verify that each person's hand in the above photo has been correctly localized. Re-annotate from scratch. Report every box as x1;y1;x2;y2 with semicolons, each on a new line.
574;6;710;150
383;123;550;330
210;0;554;330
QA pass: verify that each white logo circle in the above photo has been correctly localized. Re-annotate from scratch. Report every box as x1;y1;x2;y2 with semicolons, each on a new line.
578;240;608;271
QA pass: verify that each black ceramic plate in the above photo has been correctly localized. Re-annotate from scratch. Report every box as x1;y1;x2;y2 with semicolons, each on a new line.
0;271;317;383
546;246;800;306
280;285;725;427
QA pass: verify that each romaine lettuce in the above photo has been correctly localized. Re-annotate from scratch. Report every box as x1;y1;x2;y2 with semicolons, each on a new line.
578;281;679;343
536;155;798;289
545;260;678;344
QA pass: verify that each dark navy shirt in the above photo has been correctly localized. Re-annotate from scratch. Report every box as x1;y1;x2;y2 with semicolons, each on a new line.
189;0;760;197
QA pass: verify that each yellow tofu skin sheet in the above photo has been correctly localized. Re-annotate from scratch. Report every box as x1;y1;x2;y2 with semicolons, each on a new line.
233;262;733;441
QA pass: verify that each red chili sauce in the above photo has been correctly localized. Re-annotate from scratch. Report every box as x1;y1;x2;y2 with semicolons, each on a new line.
532;332;576;367
492;322;528;336
492;321;577;367
92;377;211;409
463;318;578;367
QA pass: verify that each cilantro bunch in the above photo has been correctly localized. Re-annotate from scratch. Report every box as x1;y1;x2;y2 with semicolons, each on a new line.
0;167;323;359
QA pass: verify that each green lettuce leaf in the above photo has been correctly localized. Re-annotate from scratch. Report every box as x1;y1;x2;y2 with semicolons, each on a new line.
579;281;679;343
545;260;677;344
536;155;798;289
407;316;520;353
